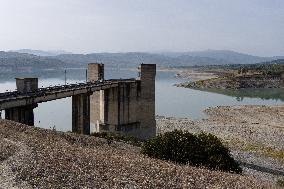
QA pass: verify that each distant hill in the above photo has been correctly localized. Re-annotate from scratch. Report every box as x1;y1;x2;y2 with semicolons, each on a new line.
0;51;67;71
54;52;234;68
1;50;284;72
10;49;72;56
55;50;283;68
160;50;273;64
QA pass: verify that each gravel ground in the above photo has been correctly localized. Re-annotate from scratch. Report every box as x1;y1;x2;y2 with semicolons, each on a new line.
157;104;284;185
0;119;276;188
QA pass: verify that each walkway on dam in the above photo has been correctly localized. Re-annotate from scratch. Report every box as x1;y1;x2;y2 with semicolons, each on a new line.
0;78;137;110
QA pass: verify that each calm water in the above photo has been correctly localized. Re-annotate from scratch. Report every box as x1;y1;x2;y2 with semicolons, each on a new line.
0;69;283;132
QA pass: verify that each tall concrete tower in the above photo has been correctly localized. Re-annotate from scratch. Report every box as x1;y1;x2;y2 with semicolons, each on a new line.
87;63;104;81
88;63;105;133
138;64;156;139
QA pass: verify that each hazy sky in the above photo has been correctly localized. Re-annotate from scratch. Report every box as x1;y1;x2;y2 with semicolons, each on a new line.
0;0;283;56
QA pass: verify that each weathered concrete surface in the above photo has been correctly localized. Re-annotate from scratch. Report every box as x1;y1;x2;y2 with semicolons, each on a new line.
16;78;38;93
137;64;156;139
88;63;105;133
5;105;37;126
88;63;157;139
72;94;90;134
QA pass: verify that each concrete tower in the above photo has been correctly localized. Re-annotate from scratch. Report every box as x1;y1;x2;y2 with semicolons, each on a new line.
138;64;156;139
88;63;105;133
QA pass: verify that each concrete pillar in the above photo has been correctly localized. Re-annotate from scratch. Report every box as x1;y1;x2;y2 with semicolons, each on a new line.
72;94;90;134
5;78;38;125
137;64;156;139
88;63;105;133
5;105;37;126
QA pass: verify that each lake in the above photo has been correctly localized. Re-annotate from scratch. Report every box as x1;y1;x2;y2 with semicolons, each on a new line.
0;68;283;132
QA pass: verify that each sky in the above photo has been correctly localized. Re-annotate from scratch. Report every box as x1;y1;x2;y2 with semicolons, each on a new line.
0;0;283;56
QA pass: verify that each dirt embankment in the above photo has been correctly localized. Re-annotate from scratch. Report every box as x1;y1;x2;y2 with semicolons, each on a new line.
0;119;275;188
157;105;284;185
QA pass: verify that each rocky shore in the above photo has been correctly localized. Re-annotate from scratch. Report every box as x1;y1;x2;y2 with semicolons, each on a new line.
0;119;276;188
175;68;284;89
157;104;284;185
177;76;284;89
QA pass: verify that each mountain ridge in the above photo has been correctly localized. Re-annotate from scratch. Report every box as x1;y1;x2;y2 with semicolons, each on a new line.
1;50;283;71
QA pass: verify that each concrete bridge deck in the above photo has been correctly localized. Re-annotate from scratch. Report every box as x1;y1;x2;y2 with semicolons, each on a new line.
0;79;137;110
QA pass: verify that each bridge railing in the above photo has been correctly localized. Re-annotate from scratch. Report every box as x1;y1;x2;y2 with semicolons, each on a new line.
0;78;137;100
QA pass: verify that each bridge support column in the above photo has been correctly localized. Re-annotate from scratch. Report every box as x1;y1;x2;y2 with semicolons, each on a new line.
72;94;90;134
5;105;37;126
5;78;38;126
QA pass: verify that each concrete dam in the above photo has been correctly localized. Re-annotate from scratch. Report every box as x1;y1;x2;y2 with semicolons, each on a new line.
0;63;156;139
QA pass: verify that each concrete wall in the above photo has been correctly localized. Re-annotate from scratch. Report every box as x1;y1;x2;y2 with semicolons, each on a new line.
88;63;156;139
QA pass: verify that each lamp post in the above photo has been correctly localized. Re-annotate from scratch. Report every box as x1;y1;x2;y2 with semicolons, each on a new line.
64;70;67;85
85;69;87;83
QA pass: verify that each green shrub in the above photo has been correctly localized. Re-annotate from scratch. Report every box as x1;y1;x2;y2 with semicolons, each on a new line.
141;130;242;174
277;179;284;187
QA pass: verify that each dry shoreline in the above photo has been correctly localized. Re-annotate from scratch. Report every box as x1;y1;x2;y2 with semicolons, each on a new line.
175;68;284;89
157;104;284;184
175;69;218;82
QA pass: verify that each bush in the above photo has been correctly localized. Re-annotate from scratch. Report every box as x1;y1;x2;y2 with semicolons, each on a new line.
141;130;242;174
